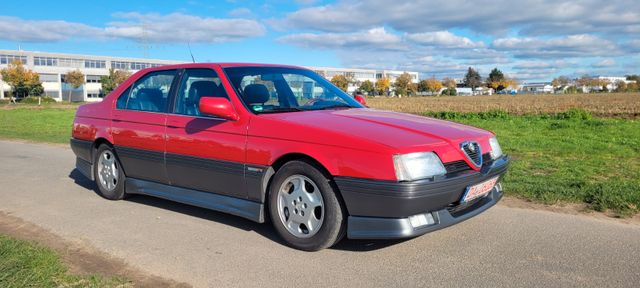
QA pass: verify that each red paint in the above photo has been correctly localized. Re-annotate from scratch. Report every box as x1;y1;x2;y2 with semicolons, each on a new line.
72;63;495;181
198;97;239;121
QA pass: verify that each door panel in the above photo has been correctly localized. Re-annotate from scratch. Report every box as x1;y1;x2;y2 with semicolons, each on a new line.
112;110;168;183
165;115;248;198
164;68;250;199
110;69;177;184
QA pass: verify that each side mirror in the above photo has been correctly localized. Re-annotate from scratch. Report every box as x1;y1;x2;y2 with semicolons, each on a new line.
354;94;367;106
199;97;239;121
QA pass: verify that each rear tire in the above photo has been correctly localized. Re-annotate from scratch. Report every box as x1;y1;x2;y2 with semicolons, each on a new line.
93;144;126;200
268;160;346;251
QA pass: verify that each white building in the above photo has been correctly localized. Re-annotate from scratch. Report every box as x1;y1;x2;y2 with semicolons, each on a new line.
308;66;419;94
1;50;420;101
520;82;554;94
0;50;180;102
596;76;635;91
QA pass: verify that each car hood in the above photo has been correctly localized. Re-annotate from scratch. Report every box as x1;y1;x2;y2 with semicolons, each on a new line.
257;108;493;153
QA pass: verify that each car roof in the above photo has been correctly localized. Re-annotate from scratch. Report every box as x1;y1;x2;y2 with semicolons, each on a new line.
138;62;307;73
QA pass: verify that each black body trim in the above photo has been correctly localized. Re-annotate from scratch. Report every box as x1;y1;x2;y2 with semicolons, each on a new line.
165;153;247;199
126;178;265;223
70;138;93;162
347;184;503;239
114;145;169;184
335;155;510;218
75;157;94;181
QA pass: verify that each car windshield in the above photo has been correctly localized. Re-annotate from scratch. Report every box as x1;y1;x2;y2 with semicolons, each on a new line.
224;66;363;114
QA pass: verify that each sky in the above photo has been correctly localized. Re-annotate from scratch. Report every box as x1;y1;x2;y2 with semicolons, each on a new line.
0;0;638;82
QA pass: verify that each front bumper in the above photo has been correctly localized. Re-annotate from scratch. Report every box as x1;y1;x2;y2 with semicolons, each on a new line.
334;155;509;239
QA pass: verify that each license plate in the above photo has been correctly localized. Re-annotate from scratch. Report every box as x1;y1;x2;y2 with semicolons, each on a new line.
462;177;499;203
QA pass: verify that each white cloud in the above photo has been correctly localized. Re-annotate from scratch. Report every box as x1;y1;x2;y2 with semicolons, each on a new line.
105;12;265;43
0;13;265;44
406;31;484;48
278;27;405;51
228;8;255;18
277;0;640;36
492;34;620;58
0;16;101;42
592;59;616;68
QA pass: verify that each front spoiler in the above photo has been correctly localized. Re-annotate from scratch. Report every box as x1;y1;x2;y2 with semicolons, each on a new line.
347;184;503;239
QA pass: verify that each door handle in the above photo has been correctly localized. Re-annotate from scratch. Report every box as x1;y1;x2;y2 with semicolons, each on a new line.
167;125;179;129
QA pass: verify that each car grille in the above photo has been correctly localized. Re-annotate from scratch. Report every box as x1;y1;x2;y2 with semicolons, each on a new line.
444;153;492;174
461;141;482;167
446;195;490;217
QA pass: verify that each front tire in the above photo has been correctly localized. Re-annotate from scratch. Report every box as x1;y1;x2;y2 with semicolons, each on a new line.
94;144;126;200
268;160;346;251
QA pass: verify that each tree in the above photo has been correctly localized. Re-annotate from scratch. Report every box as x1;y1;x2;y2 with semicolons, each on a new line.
394;72;416;96
463;67;482;91
417;77;443;94
442;77;456;89
100;68;132;96
330;75;349;92
441;87;457;96
0;60;43;99
551;76;571;89
486;68;506;90
625;75;640;83
614;80;627;92
375;77;391;95
358;80;374;95
64;70;85;103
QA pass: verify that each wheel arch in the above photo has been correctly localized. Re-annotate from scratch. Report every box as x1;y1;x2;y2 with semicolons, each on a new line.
261;152;347;219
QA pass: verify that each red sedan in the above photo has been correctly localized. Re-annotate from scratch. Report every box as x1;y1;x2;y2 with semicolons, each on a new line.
71;63;509;251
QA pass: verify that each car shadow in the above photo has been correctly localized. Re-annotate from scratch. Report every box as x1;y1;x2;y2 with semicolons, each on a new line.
69;168;407;252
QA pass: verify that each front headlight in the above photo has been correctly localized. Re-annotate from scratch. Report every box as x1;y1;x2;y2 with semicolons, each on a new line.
489;136;503;159
393;152;446;181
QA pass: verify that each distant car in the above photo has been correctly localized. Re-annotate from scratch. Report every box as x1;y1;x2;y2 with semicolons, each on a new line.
70;63;510;251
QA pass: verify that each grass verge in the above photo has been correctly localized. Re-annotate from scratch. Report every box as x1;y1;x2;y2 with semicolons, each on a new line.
425;109;640;217
0;234;128;288
0;108;75;144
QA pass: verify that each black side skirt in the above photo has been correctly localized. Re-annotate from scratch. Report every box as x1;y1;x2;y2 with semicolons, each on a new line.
125;178;265;223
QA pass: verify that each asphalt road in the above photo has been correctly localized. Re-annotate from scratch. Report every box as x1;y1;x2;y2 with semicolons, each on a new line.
0;140;639;288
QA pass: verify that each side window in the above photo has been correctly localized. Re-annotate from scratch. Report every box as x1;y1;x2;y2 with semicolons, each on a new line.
174;69;228;116
126;70;176;113
115;86;131;109
239;75;279;110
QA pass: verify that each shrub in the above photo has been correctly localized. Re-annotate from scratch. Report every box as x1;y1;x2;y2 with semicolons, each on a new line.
554;108;592;120
19;96;58;104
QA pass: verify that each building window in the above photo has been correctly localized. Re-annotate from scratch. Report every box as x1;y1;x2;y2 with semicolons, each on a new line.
111;61;130;70
57;58;84;68
86;75;102;83
87;93;103;98
34;56;58;66
85;60;106;69
38;74;59;83
0;54;27;65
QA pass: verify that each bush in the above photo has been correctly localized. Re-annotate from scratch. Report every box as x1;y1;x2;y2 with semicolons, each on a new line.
18;96;58;104
441;88;457;96
554;108;592;120
424;109;510;120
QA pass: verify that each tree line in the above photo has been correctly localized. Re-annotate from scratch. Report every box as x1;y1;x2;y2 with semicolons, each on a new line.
551;75;640;93
0;60;130;101
329;67;518;97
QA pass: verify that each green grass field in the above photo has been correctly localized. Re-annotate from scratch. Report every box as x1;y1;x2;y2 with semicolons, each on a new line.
425;110;640;217
0;234;127;288
0;103;638;216
0;108;74;144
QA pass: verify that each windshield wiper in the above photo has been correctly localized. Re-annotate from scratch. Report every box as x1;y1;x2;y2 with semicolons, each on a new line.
256;107;304;114
312;104;353;110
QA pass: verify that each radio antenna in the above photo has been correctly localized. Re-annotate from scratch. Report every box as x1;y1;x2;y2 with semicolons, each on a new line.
188;42;196;63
